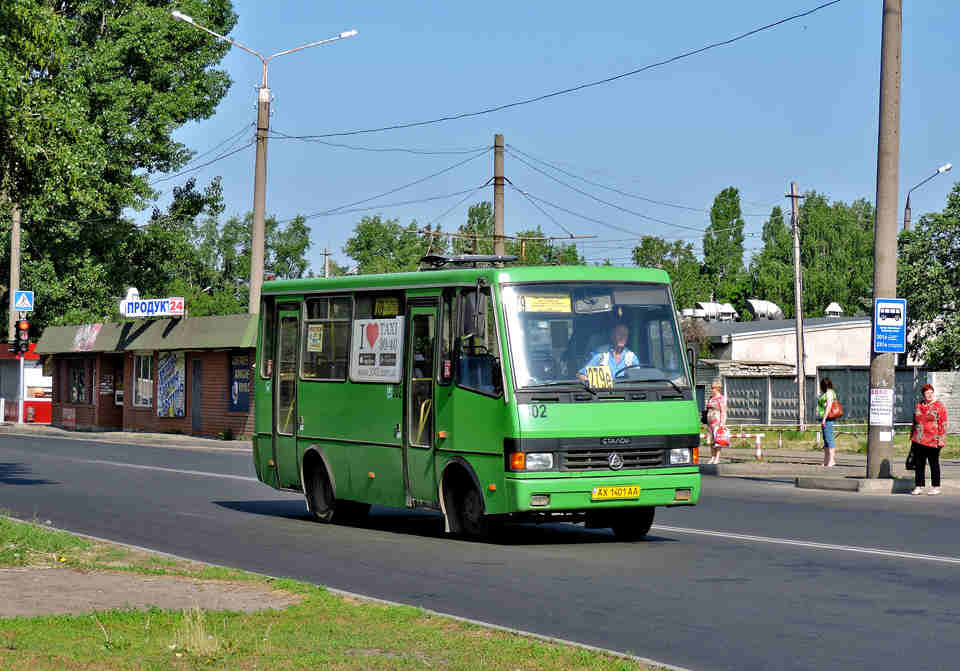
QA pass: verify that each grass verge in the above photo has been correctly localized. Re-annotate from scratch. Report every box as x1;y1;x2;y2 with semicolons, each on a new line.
0;516;659;671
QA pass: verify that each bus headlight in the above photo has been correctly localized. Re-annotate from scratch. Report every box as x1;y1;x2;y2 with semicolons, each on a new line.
524;453;554;471
669;448;692;465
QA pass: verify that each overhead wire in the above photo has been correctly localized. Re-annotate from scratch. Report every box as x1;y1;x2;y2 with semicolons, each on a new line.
289;1;842;138
149;141;255;185
507;144;771;217
267;129;490;155
281;147;491;222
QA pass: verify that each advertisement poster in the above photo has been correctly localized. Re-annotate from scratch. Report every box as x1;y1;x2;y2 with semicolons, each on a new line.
350;317;404;383
230;354;251;413
157;351;185;417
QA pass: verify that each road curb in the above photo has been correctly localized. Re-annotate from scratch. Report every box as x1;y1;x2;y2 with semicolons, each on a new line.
795;475;959;494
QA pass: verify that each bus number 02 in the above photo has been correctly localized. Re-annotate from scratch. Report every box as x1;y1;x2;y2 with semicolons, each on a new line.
529;404;547;418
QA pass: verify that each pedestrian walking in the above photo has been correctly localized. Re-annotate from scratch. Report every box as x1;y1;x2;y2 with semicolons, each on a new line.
706;378;728;465
910;384;947;495
818;377;838;467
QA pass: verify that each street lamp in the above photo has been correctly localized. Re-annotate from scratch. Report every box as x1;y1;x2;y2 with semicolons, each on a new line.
171;10;357;314
903;163;952;231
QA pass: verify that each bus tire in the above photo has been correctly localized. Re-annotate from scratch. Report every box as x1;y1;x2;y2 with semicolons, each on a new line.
610;506;655;541
454;483;488;539
306;464;335;523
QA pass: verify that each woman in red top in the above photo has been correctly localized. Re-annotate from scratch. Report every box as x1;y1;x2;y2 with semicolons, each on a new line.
910;384;947;495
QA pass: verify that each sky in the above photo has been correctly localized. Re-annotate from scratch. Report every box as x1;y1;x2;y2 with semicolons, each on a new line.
155;0;959;276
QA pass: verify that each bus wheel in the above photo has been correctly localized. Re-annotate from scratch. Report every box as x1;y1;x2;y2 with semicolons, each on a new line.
306;465;335;523
456;484;488;539
610;507;655;541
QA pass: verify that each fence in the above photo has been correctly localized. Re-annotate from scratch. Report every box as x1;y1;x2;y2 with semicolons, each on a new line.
700;367;933;427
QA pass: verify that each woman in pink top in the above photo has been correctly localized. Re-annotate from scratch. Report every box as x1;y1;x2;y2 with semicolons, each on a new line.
706;378;727;464
910;384;947;495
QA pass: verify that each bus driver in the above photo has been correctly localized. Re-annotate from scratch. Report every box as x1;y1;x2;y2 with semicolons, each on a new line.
577;323;639;384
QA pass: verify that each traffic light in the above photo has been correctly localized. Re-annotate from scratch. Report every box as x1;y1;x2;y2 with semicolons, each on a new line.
16;319;29;354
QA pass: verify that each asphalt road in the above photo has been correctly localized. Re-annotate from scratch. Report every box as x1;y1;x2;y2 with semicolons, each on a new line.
2;433;959;671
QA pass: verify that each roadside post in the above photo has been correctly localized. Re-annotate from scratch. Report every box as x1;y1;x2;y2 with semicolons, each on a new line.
13;290;34;424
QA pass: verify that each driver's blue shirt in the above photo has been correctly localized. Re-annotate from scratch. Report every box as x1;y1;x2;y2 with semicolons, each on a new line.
579;346;640;379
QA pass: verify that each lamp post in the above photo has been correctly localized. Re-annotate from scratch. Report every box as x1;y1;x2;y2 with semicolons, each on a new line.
903;163;952;231
171;11;357;314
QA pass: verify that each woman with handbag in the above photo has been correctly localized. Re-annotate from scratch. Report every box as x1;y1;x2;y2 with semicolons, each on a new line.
910;384;947;495
818;377;838;467
706;378;728;464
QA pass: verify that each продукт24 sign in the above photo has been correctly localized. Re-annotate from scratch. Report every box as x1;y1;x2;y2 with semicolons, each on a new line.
119;297;185;318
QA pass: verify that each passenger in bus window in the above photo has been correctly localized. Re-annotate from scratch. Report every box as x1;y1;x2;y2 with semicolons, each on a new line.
576;324;639;384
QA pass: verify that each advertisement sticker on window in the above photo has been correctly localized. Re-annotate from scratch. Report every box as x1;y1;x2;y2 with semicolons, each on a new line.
350;317;404;383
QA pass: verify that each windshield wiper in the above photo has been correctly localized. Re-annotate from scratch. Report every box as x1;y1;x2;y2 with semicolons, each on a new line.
644;377;686;395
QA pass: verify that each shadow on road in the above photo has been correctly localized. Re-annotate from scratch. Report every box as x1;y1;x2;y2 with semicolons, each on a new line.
0;462;58;486
213;499;679;546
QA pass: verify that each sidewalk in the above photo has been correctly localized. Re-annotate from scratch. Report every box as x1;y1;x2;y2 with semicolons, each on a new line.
702;445;960;493
0;422;252;451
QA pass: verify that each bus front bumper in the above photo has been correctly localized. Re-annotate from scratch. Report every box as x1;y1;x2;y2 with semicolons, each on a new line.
503;469;700;512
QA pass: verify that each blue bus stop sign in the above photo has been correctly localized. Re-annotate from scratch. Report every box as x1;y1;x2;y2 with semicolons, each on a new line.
873;298;906;353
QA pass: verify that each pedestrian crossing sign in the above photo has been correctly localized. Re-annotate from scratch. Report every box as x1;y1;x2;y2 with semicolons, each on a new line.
13;290;34;312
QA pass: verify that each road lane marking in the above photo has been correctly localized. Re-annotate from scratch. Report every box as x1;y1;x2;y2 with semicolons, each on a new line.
653;524;960;565
86;459;258;482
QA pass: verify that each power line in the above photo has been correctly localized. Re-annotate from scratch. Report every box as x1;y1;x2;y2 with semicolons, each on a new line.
292;1;842;138
507;144;771;217
509;183;575;237
149;141;255;185
267;129;490;155
284;148;491;222
290;187;486;221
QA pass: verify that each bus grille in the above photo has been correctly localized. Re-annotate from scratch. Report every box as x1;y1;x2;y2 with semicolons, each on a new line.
561;446;664;471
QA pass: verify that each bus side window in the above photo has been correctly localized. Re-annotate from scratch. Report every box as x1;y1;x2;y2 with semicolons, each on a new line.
456;289;501;396
302;296;352;380
259;297;275;378
439;290;454;384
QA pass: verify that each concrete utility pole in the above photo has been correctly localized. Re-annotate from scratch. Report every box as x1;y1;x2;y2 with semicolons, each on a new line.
494;134;505;256
789;183;806;431
867;0;902;479
170;11;356;315
7;203;20;342
323;248;330;278
250;85;270;314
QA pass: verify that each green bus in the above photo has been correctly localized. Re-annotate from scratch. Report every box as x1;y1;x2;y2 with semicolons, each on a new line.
253;256;701;540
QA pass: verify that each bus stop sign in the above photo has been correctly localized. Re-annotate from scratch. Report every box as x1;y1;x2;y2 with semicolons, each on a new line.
873;298;906;353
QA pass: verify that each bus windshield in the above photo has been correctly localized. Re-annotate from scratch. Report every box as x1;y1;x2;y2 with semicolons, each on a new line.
501;282;689;390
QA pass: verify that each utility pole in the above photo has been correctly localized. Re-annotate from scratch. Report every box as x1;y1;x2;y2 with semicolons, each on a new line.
7;203;20;342
867;0;902;479
323;248;330;278
788;183;806;431
170;11;356;315
494;134;505;256
249;85;270;315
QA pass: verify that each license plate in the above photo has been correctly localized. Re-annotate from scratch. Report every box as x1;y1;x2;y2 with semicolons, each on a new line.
591;485;641;500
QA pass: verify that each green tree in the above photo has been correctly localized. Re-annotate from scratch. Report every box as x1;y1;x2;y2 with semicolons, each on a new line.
702;187;745;302
0;0;237;328
453;202;494;255
344;216;433;274
631;236;707;310
898;183;960;368
747;206;794;315
507;227;583;266
797;192;874;317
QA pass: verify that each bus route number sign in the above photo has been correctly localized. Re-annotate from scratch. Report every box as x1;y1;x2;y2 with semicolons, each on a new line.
585;365;613;390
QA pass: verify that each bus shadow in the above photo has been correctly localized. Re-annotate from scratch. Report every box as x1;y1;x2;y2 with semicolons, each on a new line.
0;462;58;486
213;500;677;545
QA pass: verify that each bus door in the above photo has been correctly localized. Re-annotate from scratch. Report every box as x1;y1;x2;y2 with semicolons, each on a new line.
404;302;439;506
274;305;301;489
